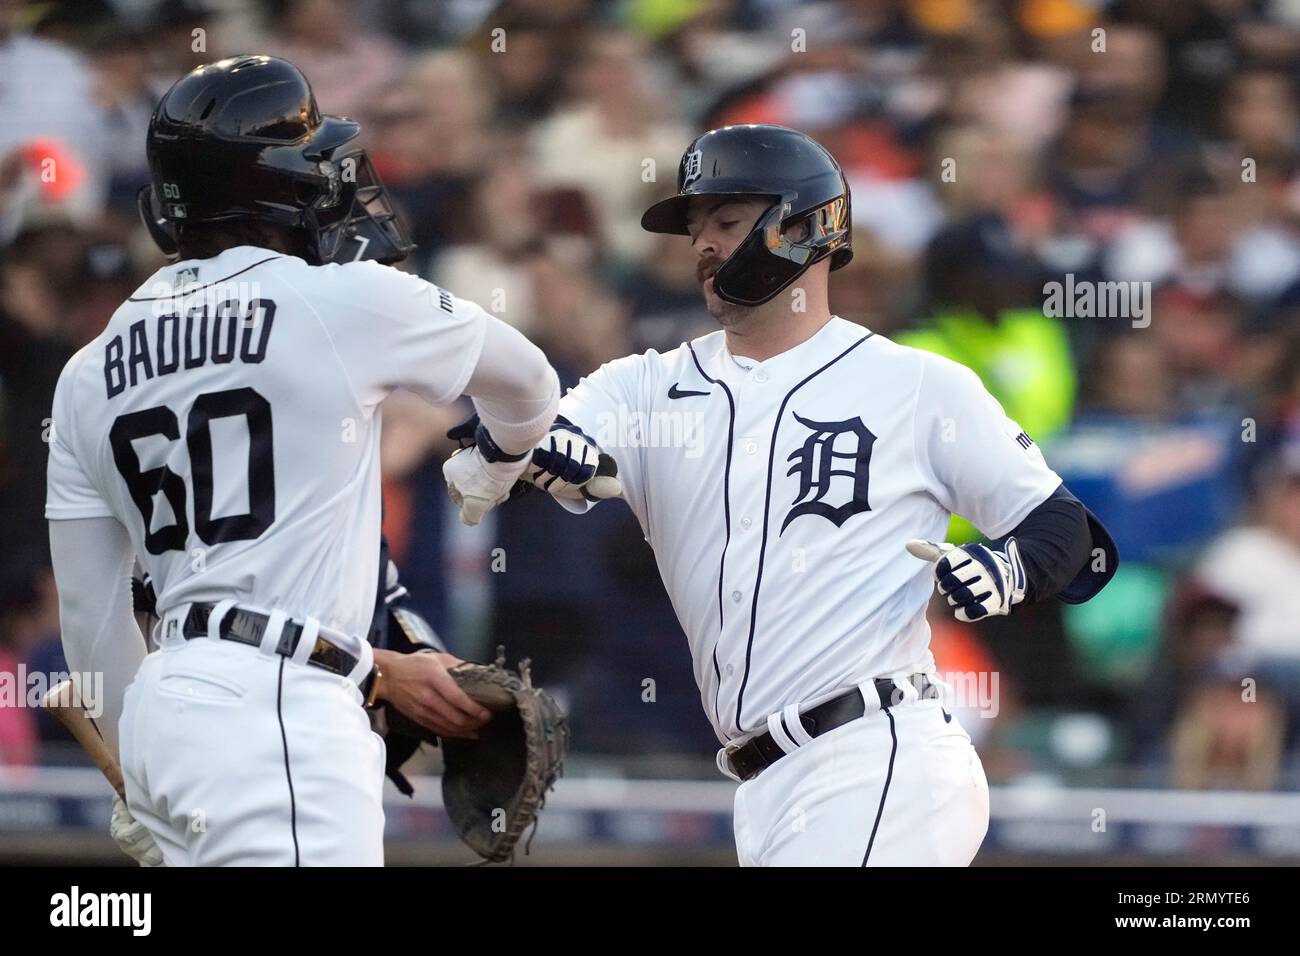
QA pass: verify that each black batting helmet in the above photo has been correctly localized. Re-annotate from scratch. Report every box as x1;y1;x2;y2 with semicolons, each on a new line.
139;55;414;265
641;124;852;306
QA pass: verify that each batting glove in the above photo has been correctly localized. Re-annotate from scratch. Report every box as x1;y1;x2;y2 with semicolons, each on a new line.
527;419;622;503
448;415;621;505
906;537;1027;622
443;423;533;526
110;795;166;867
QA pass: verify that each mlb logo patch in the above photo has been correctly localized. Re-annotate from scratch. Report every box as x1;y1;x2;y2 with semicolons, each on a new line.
682;149;703;187
177;267;199;286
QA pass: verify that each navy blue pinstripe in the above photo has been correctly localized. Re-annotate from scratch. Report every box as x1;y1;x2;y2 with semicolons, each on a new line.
275;657;301;866
687;342;735;728
862;707;897;865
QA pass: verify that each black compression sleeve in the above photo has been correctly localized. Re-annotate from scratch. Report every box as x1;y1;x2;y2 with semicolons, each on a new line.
1005;483;1092;605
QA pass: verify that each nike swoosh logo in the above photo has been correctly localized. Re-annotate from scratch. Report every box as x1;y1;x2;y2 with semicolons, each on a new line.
668;383;710;399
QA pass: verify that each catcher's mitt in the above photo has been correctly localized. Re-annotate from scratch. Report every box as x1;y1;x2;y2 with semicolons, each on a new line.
441;647;569;863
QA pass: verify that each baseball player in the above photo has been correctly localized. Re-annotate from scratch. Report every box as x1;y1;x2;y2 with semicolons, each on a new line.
453;124;1118;866
44;55;566;866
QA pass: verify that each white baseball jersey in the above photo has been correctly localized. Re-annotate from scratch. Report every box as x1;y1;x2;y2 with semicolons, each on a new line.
560;316;1062;743
46;245;488;639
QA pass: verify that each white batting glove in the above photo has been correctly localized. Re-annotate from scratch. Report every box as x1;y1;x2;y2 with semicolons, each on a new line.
525;420;622;503
110;795;165;867
907;537;1027;622
442;446;530;526
447;415;622;506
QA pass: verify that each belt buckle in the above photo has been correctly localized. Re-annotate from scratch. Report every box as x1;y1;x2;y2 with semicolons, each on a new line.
722;740;752;780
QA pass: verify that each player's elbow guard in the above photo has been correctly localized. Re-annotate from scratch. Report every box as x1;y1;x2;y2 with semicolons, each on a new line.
1007;484;1119;606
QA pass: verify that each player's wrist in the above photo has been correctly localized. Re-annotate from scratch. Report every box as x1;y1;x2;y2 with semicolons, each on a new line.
1000;537;1027;610
370;649;401;703
478;451;530;485
474;422;530;465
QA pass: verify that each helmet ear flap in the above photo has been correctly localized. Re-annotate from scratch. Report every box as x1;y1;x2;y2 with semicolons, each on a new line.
712;203;805;306
137;185;179;259
712;194;851;306
793;195;851;264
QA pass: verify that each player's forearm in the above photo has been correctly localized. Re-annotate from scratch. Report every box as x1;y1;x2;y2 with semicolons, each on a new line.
463;317;560;456
48;517;148;759
1005;484;1092;605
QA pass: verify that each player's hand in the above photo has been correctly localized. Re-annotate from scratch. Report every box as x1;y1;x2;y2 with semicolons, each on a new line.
527;419;622;502
906;537;1027;622
448;414;622;504
374;649;493;739
442;445;530;526
110;795;166;867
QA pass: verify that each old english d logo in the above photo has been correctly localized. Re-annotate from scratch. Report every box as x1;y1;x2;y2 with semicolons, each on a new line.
682;149;703;187
780;413;876;534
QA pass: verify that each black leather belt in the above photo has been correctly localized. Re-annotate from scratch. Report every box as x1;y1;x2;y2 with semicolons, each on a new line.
181;602;381;705
725;675;939;782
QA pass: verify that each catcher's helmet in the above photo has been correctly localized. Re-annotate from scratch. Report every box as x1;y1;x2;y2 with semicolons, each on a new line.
641;124;852;306
139;55;413;265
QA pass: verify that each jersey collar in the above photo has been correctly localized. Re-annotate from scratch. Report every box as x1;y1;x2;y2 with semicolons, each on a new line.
720;316;864;382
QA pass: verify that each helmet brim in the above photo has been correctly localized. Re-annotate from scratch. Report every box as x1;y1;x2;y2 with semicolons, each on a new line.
640;194;693;235
302;115;362;159
641;186;782;235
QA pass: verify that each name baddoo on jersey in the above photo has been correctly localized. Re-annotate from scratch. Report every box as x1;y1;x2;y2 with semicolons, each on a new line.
104;298;277;399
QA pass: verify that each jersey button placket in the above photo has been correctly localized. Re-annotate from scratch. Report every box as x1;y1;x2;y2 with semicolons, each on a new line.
720;382;769;734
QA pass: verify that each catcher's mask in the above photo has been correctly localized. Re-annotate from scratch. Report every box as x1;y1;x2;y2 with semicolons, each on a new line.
641;124;852;307
139;54;414;266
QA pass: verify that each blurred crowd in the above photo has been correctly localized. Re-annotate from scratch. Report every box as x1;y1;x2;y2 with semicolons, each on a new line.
1;0;1299;790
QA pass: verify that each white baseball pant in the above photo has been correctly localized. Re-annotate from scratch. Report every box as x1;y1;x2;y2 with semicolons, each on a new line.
118;621;387;866
728;683;989;866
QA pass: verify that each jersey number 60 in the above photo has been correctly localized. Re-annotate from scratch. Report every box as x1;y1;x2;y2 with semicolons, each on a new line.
109;387;275;554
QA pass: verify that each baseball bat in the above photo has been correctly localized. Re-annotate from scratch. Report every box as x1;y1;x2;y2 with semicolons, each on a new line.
39;678;126;799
